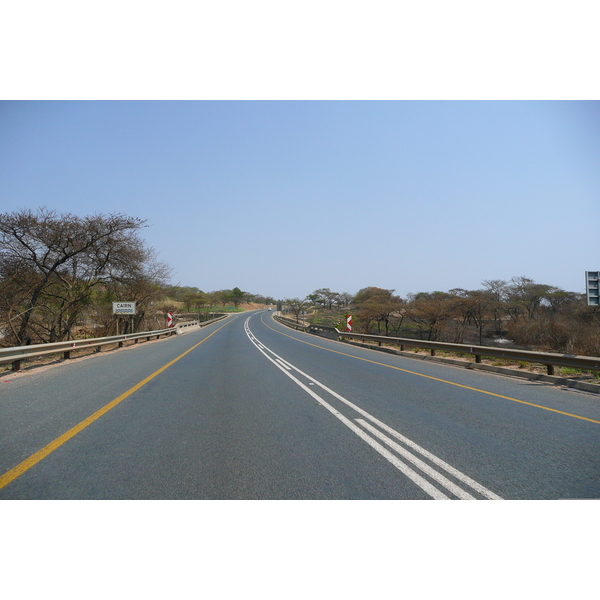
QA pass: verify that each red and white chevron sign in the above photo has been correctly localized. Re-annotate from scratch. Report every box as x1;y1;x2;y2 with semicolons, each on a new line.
167;312;174;328
346;314;352;332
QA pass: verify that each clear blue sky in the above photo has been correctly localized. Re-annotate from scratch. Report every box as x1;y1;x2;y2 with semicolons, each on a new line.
1;101;599;300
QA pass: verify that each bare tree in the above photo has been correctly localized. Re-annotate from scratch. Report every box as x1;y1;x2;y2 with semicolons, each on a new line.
353;287;404;335
107;250;172;333
285;297;309;323
0;207;154;344
464;290;494;345
312;288;339;310
482;279;508;334
338;292;354;308
505;276;551;321
544;287;580;313
405;292;453;341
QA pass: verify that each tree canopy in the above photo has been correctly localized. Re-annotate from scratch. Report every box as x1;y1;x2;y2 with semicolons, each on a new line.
0;207;170;344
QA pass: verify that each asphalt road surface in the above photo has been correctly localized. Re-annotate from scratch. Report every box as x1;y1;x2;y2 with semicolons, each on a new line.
2;310;599;499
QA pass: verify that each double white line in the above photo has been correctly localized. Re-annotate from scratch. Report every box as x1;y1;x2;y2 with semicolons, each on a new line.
245;317;502;500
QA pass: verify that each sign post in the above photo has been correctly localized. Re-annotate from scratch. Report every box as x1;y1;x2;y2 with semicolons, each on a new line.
113;302;136;335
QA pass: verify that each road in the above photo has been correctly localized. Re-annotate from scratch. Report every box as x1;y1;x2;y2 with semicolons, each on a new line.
1;310;599;499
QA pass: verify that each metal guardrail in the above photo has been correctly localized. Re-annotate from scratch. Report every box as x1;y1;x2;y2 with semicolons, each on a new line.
274;315;308;331
176;320;198;331
275;317;600;376
0;315;228;372
306;324;338;340
338;332;600;375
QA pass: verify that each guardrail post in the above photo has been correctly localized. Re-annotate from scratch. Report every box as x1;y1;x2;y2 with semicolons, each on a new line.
400;344;404;351
431;349;436;357
118;341;124;348
12;360;20;372
475;355;482;363
546;364;555;376
63;351;71;360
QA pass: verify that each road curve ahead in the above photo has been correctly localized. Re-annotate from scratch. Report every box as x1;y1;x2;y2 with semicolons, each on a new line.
1;310;599;499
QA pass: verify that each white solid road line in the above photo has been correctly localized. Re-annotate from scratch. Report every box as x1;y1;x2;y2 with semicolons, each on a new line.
356;411;503;500
244;316;503;500
245;319;449;499
355;419;476;500
258;319;502;500
284;362;503;499
274;358;293;371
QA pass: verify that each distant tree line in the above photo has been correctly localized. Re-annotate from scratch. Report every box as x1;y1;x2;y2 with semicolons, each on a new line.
0;208;276;346
163;286;276;313
285;278;600;356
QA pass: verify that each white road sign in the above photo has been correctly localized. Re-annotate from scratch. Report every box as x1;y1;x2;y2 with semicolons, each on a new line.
113;302;137;315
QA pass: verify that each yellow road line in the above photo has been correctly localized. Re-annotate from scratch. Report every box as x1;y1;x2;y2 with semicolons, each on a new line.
0;318;234;491
262;315;600;426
